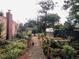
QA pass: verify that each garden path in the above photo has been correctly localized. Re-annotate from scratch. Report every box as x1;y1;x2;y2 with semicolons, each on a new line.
28;36;46;59
19;36;46;59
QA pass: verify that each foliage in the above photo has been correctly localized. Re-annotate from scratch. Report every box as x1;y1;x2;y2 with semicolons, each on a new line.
0;40;27;59
16;32;28;39
42;44;48;55
36;14;60;35
41;14;60;27
51;48;60;57
63;44;76;55
5;48;23;59
42;40;49;55
18;23;25;32
38;0;54;14
27;30;32;36
70;41;79;49
27;20;37;27
63;0;79;20
54;24;63;29
16;23;28;39
63;0;79;42
42;37;77;59
50;40;63;48
0;23;4;38
38;0;55;35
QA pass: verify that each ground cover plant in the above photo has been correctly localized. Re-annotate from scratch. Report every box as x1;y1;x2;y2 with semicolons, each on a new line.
0;39;27;59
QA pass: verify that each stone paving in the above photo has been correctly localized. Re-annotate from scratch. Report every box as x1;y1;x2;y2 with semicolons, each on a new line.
28;36;46;59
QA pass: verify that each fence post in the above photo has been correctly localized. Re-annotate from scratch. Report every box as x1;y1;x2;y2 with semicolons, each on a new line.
47;47;51;59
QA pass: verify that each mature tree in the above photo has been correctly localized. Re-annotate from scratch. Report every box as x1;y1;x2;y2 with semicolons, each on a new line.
24;20;40;34
27;20;37;27
38;15;60;36
41;14;60;27
64;20;74;36
37;14;60;33
38;0;60;35
63;0;79;20
54;24;63;29
63;0;79;41
18;23;25;32
64;19;73;28
16;23;25;38
38;0;54;13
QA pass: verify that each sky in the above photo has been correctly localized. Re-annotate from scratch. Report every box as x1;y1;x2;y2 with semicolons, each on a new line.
0;0;69;24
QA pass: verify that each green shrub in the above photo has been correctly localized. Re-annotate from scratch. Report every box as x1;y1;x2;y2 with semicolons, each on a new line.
0;40;27;59
0;54;5;59
71;41;79;49
50;40;63;48
5;48;23;59
42;44;48;55
63;45;76;55
15;42;26;49
0;48;5;54
51;48;60;57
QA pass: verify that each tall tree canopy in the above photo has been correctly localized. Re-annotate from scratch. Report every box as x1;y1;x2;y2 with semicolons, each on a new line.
38;0;54;14
63;0;79;20
38;0;60;34
27;20;37;27
40;14;60;27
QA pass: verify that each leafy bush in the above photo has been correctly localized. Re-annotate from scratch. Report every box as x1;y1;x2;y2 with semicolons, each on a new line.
0;40;27;59
71;41;79;49
51;48;60;57
42;45;48;55
15;42;26;49
63;45;76;55
50;40;63;48
42;41;49;56
42;37;78;59
5;48;23;59
0;54;5;59
16;32;29;39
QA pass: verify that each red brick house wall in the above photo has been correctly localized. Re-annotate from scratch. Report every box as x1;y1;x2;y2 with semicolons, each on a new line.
6;10;17;39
